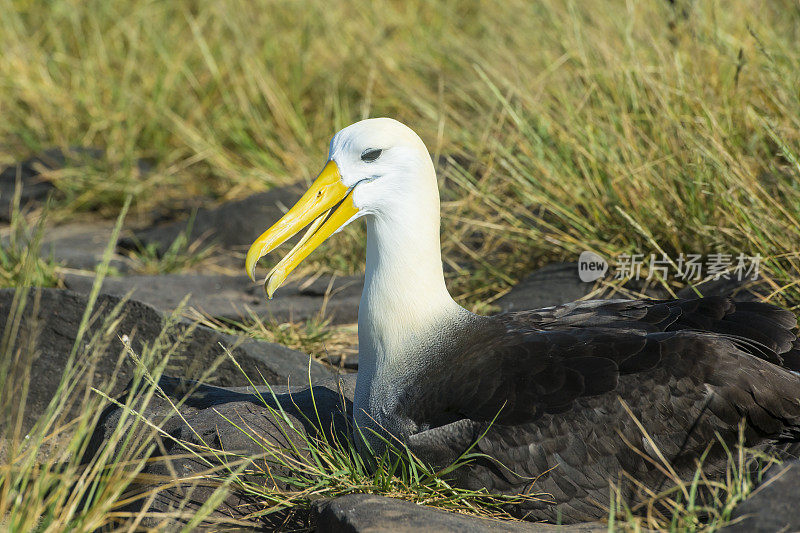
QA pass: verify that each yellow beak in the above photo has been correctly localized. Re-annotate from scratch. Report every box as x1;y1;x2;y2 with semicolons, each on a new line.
245;160;358;298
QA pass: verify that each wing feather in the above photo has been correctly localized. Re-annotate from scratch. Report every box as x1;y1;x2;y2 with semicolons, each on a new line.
404;297;800;522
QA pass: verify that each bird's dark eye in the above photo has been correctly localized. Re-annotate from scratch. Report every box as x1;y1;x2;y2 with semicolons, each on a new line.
361;148;382;163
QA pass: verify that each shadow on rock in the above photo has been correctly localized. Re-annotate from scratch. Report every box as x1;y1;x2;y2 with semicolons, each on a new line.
0;288;330;434
83;374;356;530
118;184;303;255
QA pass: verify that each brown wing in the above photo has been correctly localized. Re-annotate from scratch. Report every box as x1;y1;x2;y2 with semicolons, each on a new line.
405;297;800;522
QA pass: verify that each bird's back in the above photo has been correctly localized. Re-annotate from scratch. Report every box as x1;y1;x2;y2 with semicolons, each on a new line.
402;297;800;522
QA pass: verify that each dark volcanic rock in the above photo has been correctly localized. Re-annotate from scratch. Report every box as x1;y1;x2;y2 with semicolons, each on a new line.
675;276;770;302
63;272;363;324
496;263;608;312
118;185;303;254
494;261;669;313
497;263;770;314
720;461;800;533
323;351;359;371
0;288;330;433
312;494;606;533
40;222;132;272
85;374;357;530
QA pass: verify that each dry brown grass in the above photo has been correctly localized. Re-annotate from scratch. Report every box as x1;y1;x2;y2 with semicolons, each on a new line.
1;0;797;306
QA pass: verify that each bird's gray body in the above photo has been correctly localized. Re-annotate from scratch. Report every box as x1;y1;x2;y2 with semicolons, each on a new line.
355;296;800;523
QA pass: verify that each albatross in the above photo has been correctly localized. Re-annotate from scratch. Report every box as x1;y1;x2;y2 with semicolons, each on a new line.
245;118;800;522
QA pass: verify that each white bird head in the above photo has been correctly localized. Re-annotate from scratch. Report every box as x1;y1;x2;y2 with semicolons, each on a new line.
330;118;437;218
246;118;440;297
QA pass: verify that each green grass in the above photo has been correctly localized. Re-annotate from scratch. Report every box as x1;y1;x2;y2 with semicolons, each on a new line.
606;404;779;532
123;211;216;275
0;304;241;531
0;207;239;530
194;307;359;367
1;0;797;305
0;188;62;289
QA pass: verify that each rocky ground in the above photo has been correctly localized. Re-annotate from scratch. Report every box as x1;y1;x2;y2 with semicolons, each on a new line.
1;153;795;531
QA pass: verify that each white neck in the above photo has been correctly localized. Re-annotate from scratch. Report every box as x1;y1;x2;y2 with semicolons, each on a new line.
353;171;465;443
358;211;460;365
